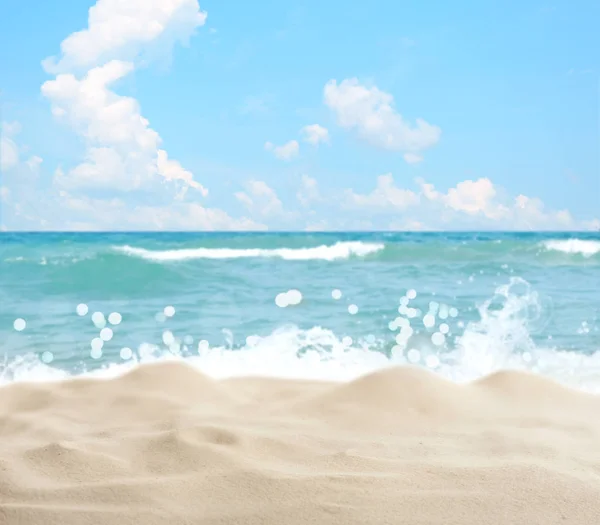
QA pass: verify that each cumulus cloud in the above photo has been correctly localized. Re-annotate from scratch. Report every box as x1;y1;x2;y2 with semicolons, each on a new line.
4;188;264;231
344;174;419;211
296;175;320;207
300;124;329;146
583;218;600;230
264;140;299;161
42;0;207;74
344;174;594;230
3;158;264;230
41;0;207;195
235;180;284;217
324;78;441;159
0;122;44;185
0;122;22;171
416;177;510;220
403;153;423;164
3;2;262;232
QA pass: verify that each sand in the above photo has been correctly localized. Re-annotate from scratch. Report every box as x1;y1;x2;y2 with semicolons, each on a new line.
1;362;600;524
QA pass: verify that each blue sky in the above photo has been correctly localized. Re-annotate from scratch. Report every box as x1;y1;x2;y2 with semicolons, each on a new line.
0;0;598;231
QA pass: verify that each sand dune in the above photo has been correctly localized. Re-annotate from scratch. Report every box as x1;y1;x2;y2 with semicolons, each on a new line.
1;362;600;524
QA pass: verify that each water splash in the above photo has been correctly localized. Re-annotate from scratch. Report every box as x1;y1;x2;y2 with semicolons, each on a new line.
2;277;600;392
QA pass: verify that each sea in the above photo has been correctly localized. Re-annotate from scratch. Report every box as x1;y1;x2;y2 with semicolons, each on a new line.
1;232;599;390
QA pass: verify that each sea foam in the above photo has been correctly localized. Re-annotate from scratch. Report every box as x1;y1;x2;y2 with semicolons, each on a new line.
3;278;600;393
542;239;600;257
115;241;385;261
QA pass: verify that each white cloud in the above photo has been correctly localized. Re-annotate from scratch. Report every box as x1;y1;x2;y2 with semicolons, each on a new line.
343;174;595;230
235;180;283;217
26;156;43;171
300;124;329;146
304;219;329;231
4;188;264;231
42;60;206;194
416;177;510;220
157;149;202;194
42;0;207;74
324;78;441;157
403;152;423;164
583;218;600;230
41;1;207;195
0;122;44;182
264;140;299;161
2;122;22;135
446;179;499;216
0;122;22;171
389;219;427;231
511;194;574;230
344;173;419;211
297;174;320;206
3;1;260;232
131;203;264;231
0;137;19;171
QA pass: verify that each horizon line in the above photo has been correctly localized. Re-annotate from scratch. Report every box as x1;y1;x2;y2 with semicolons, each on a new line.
0;230;598;235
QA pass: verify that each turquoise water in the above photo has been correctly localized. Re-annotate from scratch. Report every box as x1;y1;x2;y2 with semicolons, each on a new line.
1;232;600;389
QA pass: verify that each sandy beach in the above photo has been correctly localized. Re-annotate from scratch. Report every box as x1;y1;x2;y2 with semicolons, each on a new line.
0;362;599;524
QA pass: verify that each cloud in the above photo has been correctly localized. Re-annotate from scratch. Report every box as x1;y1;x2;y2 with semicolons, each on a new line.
344;174;419;211
3;3;260;233
324;78;441;157
42;0;207;74
416;177;510;220
304;219;329;231
584;218;600;230
26;156;43;171
403;153;423;164
3;186;265;231
57;192;264;231
511;194;573;230
264;140;299;161
343;174;595;230
300;124;329;146
0;122;22;171
235;180;284;217
0;137;18;171
296;174;320;206
0;122;44;185
41;1;207;195
389;219;427;231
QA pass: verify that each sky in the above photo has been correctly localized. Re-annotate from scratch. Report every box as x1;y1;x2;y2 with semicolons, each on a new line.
0;0;598;231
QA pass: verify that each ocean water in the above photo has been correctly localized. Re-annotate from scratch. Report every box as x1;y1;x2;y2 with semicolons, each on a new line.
1;232;599;390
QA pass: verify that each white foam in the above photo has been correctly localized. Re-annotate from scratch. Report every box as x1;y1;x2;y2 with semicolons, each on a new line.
2;277;600;392
542;239;600;257
115;241;385;262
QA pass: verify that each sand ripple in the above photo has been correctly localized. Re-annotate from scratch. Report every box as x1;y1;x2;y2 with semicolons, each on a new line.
1;363;600;524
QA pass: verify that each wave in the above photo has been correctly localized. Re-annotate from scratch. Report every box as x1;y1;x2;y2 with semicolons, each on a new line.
3;278;600;392
111;239;600;265
114;241;385;262
541;239;600;257
4;237;600;270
